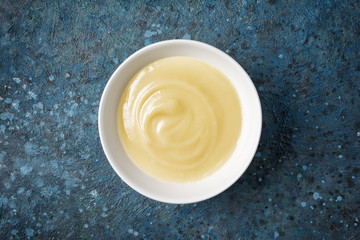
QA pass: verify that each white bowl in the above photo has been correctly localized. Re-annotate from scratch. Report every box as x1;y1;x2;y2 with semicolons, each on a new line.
98;40;262;204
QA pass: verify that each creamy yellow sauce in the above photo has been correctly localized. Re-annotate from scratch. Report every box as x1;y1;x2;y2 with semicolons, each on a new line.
118;56;241;183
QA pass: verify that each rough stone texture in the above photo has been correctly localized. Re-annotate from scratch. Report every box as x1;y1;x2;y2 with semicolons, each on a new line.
1;0;360;239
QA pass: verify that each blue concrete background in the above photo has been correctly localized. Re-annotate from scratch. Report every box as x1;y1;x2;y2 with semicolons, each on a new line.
1;0;360;239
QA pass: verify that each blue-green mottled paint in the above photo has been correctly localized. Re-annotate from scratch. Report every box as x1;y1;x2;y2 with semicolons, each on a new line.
1;0;360;239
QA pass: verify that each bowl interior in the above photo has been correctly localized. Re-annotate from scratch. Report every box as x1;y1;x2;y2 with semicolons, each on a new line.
98;40;262;204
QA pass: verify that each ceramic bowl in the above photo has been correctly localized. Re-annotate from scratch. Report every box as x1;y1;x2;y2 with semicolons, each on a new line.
98;40;262;204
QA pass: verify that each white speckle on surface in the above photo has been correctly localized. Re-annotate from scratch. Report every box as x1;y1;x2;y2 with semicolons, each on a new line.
49;75;55;81
321;180;325;183
313;192;320;200
336;196;342;201
113;57;119;64
90;189;98;197
1;112;14;121
11;229;18;236
133;231;139;236
26;228;34;237
71;102;78;109
13;77;21;83
144;38;152;46
310;205;314;210
35;102;43;110
301;202;306;207
84;224;88;228
10;174;15;182
144;30;158;38
4;182;11;189
297;174;302;179
302;165;307;170
274;231;279;239
25;142;37;155
352;176;355;179
357;132;360;137
28;91;37;99
338;145;341;149
20;165;33;176
338;155;343;159
258;177;262;182
128;229;134;234
66;109;74;117
12;99;20;110
182;33;191;40
17;187;25;194
268;198;272;202
278;54;283;58
79;208;83;213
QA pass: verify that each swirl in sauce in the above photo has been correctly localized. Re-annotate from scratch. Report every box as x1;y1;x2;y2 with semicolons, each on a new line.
118;57;241;183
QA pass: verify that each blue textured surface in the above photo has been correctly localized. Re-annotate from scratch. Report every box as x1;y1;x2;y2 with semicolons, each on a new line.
1;0;360;239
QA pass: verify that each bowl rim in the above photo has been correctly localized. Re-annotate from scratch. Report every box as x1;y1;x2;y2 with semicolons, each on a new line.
98;39;262;204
